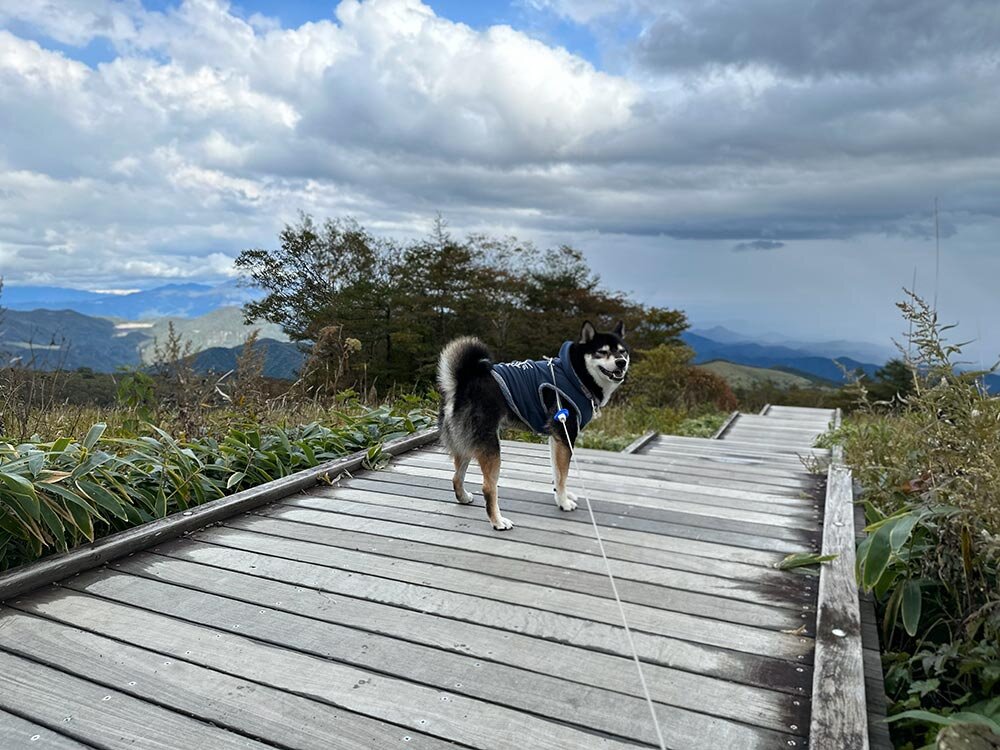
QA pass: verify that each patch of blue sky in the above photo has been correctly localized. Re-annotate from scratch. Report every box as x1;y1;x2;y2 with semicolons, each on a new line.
0;19;118;67
5;0;604;70
429;0;601;66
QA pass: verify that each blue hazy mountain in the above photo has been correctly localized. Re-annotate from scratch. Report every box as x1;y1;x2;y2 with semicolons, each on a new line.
0;308;147;371
689;326;897;365
2;281;259;319
681;331;880;383
0;307;302;378
193;339;306;380
681;330;999;393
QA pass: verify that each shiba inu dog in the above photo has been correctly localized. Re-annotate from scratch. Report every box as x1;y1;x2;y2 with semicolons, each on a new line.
436;321;629;530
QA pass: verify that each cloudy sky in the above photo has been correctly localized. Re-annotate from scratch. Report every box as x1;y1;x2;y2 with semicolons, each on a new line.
1;0;998;355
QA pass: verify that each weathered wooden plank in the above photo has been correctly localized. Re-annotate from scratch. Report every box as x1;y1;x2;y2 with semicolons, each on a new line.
643;434;816;454
654;434;829;456
729;415;831;430
642;445;817;468
0;708;93;750
724;428;821;442
725;424;822;439
6;591;669;750
0;428;440;602
0;608;453;750
232;511;809;622
390;456;816;513
443;450;816;497
810;463;869;749
400;451;817;512
748;423;831;435
487;439;821;479
650;431;826;450
463;449;819;496
0;650;274;750
642;436;822;457
152;540;817;683
765;406;836;417
107;554;814;707
340;475;819;554
398;453;814;498
622;430;658;454
296;485;812;574
485;443;816;485
367;468;822;545
36;576;805;745
400;448;821;495
193;526;812;659
385;463;822;530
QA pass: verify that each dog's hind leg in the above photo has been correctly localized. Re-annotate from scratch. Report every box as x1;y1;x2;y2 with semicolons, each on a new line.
549;435;578;511
477;443;513;531
452;454;474;504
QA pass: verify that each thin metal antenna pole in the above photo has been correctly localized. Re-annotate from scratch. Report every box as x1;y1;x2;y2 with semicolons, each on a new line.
933;197;940;313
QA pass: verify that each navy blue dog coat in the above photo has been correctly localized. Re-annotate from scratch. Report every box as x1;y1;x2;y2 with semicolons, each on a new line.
491;340;597;434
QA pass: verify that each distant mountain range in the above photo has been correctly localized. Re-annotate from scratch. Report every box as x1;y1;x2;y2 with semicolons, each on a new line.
1;281;260;320
0;306;302;378
683;327;999;393
0;284;995;391
193;339;306;381
0;308;147;371
690;326;898;365
681;331;880;384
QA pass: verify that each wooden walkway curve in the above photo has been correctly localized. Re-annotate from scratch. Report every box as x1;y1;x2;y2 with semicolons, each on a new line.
0;405;887;749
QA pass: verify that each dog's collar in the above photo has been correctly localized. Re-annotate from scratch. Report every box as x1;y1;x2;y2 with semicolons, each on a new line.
577;380;601;417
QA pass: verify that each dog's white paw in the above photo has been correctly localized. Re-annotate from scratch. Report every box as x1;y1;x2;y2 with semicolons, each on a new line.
456;490;475;505
492;516;514;531
555;491;578;512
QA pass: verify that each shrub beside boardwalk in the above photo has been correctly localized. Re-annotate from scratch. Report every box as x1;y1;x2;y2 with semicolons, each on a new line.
826;293;1000;747
0;406;431;571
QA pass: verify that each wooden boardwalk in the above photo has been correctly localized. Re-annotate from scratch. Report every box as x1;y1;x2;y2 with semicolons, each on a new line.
0;406;886;749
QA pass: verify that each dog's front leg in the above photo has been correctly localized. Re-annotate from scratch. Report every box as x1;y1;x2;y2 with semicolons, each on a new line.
549;435;577;511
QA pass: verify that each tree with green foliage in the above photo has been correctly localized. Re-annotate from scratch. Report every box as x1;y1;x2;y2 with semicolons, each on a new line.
867;357;916;406
236;214;689;394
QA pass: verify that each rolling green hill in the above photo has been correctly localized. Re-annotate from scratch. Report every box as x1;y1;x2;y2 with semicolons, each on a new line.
137;307;288;364
698;359;832;389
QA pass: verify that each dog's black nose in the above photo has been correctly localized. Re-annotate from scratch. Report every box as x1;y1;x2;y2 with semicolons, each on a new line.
615;358;627;369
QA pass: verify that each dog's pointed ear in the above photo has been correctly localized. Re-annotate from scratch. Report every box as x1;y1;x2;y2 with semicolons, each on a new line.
613;320;626;338
579;320;596;343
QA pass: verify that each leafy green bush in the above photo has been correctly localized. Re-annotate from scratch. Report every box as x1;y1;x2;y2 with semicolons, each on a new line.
827;292;1000;747
626;344;737;412
0;406;431;571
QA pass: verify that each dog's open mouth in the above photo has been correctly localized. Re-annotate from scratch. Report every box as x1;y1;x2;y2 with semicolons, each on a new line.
599;365;626;381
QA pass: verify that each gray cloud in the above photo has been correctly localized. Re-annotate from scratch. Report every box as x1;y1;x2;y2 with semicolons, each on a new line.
733;240;785;252
634;0;1000;77
0;0;996;340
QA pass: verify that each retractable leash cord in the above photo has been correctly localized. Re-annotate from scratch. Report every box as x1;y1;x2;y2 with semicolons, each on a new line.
546;359;667;750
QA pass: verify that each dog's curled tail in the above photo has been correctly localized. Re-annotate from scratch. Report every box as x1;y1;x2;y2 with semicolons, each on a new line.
437;336;493;404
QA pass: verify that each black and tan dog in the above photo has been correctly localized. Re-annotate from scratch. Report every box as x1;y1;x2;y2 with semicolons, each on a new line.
436;321;629;530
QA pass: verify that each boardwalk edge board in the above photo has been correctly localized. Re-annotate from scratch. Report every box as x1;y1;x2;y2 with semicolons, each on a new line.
712;410;741;439
0;427;440;602
621;430;658;454
809;444;870;748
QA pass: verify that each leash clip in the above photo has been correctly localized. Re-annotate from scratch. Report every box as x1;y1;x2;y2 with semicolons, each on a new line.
554;408;570;423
